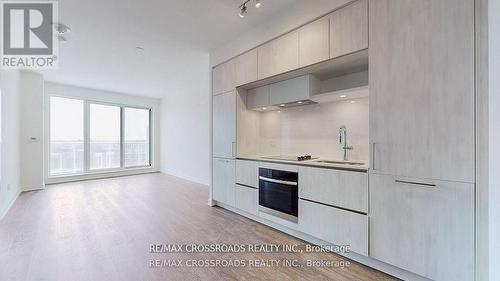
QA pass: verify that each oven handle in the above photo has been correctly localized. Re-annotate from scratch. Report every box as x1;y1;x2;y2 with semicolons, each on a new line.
259;176;297;186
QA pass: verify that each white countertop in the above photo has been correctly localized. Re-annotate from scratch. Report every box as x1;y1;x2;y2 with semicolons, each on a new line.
237;155;369;172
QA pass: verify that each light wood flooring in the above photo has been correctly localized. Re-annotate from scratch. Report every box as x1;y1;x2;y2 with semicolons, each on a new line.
0;173;397;281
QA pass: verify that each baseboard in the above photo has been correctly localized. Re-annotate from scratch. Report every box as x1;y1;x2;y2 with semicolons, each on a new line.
0;190;21;220
22;184;45;192
215;202;430;281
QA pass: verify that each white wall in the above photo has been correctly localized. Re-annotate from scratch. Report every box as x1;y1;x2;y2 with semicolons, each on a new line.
0;70;21;219
20;71;45;191
489;0;500;279
160;53;210;185
210;0;351;66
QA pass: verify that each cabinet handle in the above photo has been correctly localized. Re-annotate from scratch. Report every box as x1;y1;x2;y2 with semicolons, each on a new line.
395;180;436;187
231;142;236;158
372;142;376;170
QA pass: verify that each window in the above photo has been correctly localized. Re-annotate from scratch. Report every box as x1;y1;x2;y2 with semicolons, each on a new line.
49;97;152;177
89;104;121;170
124;108;150;167
49;97;84;175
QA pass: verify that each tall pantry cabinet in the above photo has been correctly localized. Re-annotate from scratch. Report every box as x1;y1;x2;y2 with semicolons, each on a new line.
368;1;475;280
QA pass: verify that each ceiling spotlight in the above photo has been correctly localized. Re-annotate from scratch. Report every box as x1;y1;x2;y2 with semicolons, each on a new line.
53;23;71;34
262;107;267;110
56;35;67;43
340;95;347;98
239;4;247;18
279;104;285;107
255;0;262;8
350;100;356;104
297;101;303;104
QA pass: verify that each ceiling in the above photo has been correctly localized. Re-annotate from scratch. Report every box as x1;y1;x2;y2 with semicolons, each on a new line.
41;0;298;98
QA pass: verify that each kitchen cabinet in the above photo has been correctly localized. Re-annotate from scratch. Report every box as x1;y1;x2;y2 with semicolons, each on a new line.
298;199;368;256
246;85;270;110
330;0;368;58
258;31;299;79
298;16;330;67
234;184;258;215
235;160;258;188
269;75;320;105
369;173;474;281
213;59;236;95
369;0;474;182
235;49;258;87
299;167;368;213
212;158;236;207
213;91;236;159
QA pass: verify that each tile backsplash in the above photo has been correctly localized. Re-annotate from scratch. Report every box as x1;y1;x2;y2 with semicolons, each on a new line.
258;98;369;161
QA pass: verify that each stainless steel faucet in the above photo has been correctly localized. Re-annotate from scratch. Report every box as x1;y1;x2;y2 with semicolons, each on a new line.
339;125;353;161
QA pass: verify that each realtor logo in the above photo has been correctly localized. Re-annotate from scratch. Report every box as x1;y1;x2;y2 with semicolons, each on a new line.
1;1;58;69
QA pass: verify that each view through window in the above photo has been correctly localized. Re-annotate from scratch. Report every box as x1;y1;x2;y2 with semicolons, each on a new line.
49;97;151;176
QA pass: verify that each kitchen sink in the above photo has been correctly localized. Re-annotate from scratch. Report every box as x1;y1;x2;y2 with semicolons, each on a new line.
313;160;365;166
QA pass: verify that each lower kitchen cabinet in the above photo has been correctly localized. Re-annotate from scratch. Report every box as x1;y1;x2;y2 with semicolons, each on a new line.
234;184;258;215
212;158;235;207
369;173;474;281
298;199;368;256
299;166;368;213
235;160;258;188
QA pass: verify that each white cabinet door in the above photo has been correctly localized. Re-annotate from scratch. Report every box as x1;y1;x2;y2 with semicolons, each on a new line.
246;86;270;110
213;59;236;95
299;167;368;213
235;160;258;188
213;91;236;159
213;158;235;206
330;0;368;58
235;49;258;87
298;199;368;256
369;0;474;182
258;31;299;79
298;16;330;67
369;173;474;281
234;184;258;215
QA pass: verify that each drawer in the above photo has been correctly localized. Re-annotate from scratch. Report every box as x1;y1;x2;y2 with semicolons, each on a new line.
236;160;258;188
298;199;368;256
234;184;258;216
299;166;368;213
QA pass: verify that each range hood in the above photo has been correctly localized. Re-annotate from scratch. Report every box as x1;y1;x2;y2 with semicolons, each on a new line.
245;75;320;111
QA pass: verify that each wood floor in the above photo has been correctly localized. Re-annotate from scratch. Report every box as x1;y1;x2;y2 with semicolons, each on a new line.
0;173;397;281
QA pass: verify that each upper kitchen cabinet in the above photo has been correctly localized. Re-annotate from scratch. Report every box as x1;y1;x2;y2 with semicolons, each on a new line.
235;49;258;87
213;59;236;95
369;0;474;182
213;90;236;159
258;31;299;79
298;16;330;67
330;0;368;58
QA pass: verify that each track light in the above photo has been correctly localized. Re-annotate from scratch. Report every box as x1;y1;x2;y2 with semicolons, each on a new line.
238;4;247;18
238;0;262;18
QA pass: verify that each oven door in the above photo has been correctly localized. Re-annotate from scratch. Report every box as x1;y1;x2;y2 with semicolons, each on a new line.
258;168;298;222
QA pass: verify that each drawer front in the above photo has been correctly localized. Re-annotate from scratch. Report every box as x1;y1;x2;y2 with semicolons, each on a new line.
234;184;258;216
299;167;368;213
298;199;368;256
236;160;258;188
369;173;474;281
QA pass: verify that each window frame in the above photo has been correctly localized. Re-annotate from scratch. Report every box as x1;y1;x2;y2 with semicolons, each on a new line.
48;95;152;178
